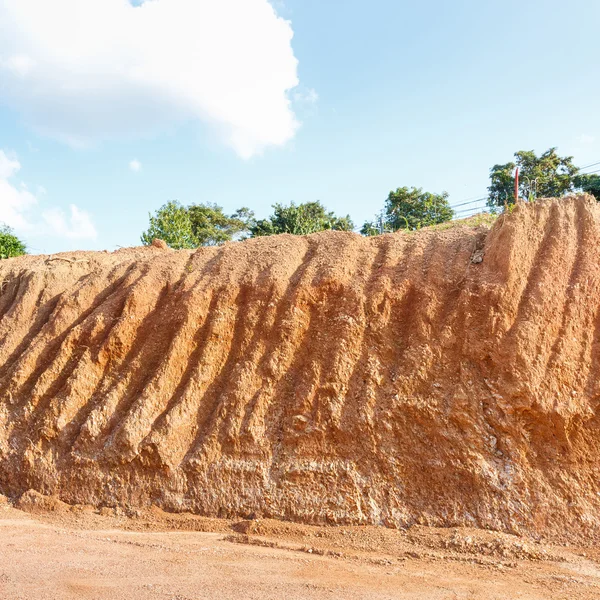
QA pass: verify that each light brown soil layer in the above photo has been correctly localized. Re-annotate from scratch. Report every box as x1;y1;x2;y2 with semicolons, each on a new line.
2;499;600;600
1;196;600;543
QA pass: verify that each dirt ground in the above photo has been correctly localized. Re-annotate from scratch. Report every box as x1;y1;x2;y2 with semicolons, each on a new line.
2;499;600;599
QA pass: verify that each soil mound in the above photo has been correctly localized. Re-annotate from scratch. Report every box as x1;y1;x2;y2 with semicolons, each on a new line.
1;196;600;542
15;489;70;514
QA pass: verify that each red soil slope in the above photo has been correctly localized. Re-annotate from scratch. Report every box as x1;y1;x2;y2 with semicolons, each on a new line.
1;196;599;543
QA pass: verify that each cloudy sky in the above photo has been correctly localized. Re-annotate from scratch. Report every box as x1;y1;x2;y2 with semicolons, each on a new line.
1;0;599;253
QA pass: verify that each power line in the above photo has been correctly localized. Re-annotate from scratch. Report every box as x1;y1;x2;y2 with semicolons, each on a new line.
454;208;488;217
454;203;489;215
453;199;488;210
454;193;487;203
450;196;488;209
578;161;600;171
454;204;487;214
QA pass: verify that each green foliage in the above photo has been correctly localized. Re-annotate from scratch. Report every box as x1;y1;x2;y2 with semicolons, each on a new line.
574;173;600;200
0;224;26;259
188;203;255;246
250;201;354;237
141;201;255;249
360;221;386;236
487;162;516;209
362;187;454;235
487;148;579;209
141;200;198;249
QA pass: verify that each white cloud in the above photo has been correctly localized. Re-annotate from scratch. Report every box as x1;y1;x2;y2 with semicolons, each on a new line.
293;87;319;105
578;134;595;145
0;149;96;240
0;0;302;158
2;54;36;77
129;159;142;173
0;151;21;179
42;205;97;240
0;151;37;230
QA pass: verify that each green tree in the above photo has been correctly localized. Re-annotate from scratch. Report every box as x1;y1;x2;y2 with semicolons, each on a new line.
574;173;600;200
360;219;386;236
141;200;198;249
188;203;255;245
0;224;26;259
488;148;579;209
250;201;354;237
141;201;256;249
362;187;453;235
487;162;516;208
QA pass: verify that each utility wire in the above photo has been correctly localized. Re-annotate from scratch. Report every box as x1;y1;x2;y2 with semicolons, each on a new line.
578;161;600;171
453;194;487;203
454;205;489;215
450;196;488;209
454;199;489;209
455;203;488;212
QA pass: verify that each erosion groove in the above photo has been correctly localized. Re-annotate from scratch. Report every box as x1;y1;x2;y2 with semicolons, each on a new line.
1;196;600;543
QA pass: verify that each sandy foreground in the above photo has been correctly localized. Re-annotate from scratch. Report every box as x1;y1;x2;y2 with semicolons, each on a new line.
1;500;599;600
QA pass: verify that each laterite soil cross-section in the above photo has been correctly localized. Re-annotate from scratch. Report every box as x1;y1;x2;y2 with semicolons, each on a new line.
1;196;600;544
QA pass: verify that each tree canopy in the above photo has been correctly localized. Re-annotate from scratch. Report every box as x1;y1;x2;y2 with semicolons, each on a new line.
488;148;579;208
575;173;600;200
188;204;255;246
141;201;255;249
0;224;26;259
141;200;198;249
362;187;453;235
249;201;354;237
142;200;351;248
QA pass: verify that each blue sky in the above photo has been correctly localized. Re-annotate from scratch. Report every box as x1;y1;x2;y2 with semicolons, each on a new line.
1;0;599;254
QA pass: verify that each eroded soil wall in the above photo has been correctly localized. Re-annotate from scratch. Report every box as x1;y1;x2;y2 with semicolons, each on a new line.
1;196;600;542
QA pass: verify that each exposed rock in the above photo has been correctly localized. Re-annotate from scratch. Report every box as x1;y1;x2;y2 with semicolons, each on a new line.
152;238;169;250
16;490;69;514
